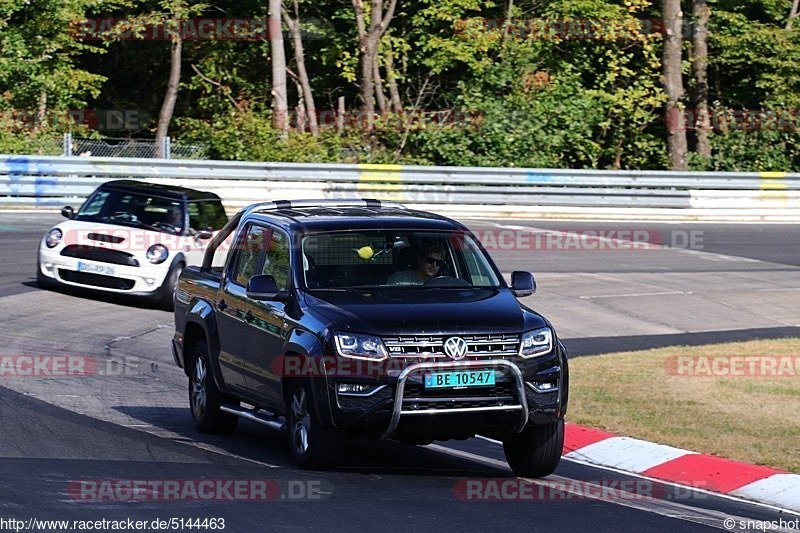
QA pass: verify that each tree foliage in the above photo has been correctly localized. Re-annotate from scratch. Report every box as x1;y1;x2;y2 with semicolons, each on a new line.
1;0;799;170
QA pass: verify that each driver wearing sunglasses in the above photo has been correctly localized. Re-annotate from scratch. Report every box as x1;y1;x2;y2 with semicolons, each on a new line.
387;244;445;285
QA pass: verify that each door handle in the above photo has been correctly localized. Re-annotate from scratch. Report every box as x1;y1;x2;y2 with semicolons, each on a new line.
217;299;228;311
244;311;254;323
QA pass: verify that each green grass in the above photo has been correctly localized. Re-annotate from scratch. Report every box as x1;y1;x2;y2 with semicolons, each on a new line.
568;338;800;472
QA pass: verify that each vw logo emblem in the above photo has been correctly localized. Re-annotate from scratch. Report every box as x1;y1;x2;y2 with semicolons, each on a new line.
443;337;469;360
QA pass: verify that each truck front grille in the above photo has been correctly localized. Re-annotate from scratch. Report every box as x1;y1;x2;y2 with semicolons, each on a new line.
382;333;520;359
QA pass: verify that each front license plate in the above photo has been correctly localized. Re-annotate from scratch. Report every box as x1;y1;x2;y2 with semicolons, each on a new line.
424;370;495;389
77;261;115;276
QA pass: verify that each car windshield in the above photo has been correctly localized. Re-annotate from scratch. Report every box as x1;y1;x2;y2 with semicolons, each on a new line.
301;230;502;290
75;189;185;235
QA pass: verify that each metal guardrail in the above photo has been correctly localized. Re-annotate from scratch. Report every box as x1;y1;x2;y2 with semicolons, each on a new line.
1;154;799;215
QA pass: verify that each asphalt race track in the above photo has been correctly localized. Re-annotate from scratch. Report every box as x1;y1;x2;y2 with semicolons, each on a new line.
1;213;799;531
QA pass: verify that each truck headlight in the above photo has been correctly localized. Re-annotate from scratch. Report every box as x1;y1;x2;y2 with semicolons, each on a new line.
45;228;62;248
519;327;553;358
146;244;169;264
334;333;388;361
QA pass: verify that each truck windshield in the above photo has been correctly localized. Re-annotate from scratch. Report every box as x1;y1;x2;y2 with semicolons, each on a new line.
75;189;185;235
301;230;502;289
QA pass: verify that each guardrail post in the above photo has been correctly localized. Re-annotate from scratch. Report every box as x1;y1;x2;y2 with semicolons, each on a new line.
63;133;72;156
163;136;172;159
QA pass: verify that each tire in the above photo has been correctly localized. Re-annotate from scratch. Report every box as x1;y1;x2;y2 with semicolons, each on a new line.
36;260;56;290
285;380;346;469
157;262;183;311
188;341;238;434
502;419;564;478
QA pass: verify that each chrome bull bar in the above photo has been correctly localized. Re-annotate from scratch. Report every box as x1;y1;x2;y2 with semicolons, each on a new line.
380;360;529;439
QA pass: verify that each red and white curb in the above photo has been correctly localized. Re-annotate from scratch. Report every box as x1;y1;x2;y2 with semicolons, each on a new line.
563;424;800;513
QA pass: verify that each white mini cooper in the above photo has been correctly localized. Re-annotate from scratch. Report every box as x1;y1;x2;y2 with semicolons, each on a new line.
37;180;227;309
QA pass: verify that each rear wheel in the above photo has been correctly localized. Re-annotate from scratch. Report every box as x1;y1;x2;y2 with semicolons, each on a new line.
285;381;346;469
188;341;238;434
503;420;564;478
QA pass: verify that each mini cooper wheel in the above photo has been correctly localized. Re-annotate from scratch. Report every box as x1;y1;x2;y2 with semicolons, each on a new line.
188;342;238;434
285;381;346;469
157;262;183;311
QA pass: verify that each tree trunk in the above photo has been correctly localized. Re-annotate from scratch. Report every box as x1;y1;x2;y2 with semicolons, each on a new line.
337;96;346;133
787;0;800;29
269;0;289;132
374;59;388;114
155;36;182;158
283;1;318;135
692;0;711;159
36;90;47;130
504;0;514;36
352;0;399;130
662;0;688;170
385;48;403;112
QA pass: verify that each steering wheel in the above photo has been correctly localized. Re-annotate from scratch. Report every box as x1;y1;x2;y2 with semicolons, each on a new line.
152;221;179;232
423;275;471;287
112;211;136;221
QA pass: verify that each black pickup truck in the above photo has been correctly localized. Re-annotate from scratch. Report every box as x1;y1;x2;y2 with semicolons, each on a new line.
172;199;569;476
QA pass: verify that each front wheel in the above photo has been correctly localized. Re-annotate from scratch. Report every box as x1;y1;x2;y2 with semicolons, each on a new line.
503;420;564;478
188;342;238;434
156;262;183;311
285;381;346;469
36;263;54;290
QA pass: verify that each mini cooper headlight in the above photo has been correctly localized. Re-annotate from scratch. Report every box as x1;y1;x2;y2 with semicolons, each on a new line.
334;333;388;361
146;244;169;264
519;327;553;358
45;228;63;248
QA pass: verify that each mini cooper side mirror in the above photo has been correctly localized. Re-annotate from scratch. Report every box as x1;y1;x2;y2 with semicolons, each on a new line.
61;206;74;219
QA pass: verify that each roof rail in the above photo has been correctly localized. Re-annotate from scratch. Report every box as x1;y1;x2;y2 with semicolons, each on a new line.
241;198;407;217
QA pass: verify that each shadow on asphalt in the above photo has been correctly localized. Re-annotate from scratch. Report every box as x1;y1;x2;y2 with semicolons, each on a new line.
112;405;511;478
564;326;800;357
22;279;170;312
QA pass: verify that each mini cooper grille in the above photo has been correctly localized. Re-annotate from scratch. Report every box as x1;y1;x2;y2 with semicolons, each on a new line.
61;245;140;267
58;269;135;290
382;334;520;358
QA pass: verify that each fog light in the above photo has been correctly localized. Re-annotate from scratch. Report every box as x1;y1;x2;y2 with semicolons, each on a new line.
530;381;556;392
144;278;156;286
44;263;54;271
337;383;373;394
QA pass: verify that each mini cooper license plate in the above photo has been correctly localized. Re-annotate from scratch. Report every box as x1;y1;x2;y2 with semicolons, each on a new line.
77;261;115;276
424;370;495;389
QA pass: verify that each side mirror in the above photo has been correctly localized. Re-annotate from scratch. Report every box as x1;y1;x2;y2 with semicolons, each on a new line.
196;231;213;240
61;206;74;219
246;274;288;301
511;271;536;297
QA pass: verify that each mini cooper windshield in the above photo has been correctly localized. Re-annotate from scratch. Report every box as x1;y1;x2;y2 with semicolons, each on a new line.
301;230;502;290
75;189;185;235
